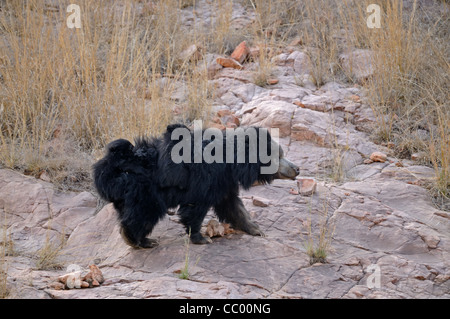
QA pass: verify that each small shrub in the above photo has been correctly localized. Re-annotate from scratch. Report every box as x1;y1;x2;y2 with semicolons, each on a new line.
303;196;335;265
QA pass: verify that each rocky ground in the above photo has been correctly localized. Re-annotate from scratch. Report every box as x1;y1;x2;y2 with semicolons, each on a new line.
1;1;449;299
2;64;449;298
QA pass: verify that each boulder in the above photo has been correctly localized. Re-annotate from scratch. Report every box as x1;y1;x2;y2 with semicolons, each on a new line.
339;49;375;82
370;152;388;163
1;148;449;299
178;44;202;63
0;169;97;253
290;107;329;145
291;51;313;75
240;100;296;137
230;41;250;64
216;57;244;70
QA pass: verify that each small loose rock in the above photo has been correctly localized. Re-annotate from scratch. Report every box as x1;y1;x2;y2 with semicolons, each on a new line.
297;178;317;196
55;265;104;289
370;152;387;163
216;57;243;70
83;265;105;287
205;219;234;238
230;41;250;64
252;196;271;207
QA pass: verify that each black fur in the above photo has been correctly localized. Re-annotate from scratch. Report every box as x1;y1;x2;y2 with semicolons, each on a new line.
93;124;295;248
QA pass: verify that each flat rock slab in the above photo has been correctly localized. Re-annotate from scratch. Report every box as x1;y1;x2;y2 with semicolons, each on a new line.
1;162;449;298
1;1;448;298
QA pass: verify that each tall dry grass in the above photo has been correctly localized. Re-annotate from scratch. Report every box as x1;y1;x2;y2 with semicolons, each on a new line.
0;209;9;298
0;0;448;202
246;0;448;203
0;0;215;187
356;0;449;200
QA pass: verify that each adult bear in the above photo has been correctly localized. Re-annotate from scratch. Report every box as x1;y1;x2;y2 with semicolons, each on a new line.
93;124;299;248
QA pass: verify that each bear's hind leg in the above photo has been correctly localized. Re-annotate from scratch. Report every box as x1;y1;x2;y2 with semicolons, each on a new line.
178;204;212;245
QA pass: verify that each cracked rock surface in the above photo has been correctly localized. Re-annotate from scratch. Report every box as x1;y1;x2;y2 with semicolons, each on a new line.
1;82;449;298
1;161;449;298
1;0;449;299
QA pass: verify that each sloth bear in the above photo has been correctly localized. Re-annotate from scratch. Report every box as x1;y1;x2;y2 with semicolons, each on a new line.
93;123;299;248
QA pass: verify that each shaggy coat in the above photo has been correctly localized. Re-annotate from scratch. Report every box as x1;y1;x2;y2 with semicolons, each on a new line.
93;124;298;248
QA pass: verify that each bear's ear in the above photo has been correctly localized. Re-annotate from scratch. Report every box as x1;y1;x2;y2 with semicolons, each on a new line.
166;123;188;133
107;139;133;154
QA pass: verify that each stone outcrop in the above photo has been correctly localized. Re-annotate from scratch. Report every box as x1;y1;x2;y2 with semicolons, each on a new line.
1;0;448;300
1;164;448;298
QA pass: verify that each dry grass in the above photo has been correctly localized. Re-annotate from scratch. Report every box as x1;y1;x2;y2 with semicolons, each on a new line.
35;237;65;270
0;210;10;298
251;43;275;87
0;0;447;297
274;0;448;204
177;228;201;280
247;0;448;197
0;0;215;188
357;0;449;202
0;0;447;204
303;195;335;265
34;221;67;270
0;253;8;298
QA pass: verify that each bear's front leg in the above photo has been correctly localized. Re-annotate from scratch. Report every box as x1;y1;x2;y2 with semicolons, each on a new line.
120;225;159;249
214;190;265;237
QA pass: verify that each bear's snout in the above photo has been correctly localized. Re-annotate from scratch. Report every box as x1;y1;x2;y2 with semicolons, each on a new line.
277;158;299;180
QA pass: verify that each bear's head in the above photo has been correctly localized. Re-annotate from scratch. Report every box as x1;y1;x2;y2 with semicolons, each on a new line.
255;127;299;182
105;139;134;158
274;144;300;180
